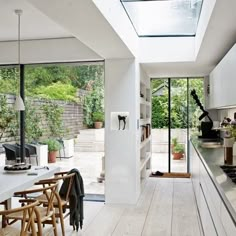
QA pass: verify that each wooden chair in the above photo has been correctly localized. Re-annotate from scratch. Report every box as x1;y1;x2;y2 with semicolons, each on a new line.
35;171;75;236
6;183;58;236
0;200;8;228
0;200;39;236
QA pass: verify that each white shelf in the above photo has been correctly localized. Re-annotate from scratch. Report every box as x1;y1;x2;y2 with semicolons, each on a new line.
140;136;151;149
140;97;146;104
140;152;151;171
139;78;151;193
140;118;151;126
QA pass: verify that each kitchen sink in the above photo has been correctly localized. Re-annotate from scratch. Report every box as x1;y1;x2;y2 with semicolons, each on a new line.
200;142;223;148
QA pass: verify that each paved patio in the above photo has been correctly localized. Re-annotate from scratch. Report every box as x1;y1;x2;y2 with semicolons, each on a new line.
49;152;105;195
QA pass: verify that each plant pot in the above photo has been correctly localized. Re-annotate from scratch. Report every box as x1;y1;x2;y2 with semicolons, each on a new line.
48;151;58;163
94;121;103;129
172;152;184;160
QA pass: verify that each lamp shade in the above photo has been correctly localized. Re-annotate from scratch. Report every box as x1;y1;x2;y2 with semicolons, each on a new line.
14;95;25;111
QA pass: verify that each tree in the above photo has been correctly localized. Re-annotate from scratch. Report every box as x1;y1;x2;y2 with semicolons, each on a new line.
151;78;204;129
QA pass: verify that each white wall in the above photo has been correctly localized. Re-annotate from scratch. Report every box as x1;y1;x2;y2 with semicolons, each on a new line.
105;58;140;204
139;37;195;63
0;38;102;64
93;0;138;58
195;0;216;58
28;0;134;59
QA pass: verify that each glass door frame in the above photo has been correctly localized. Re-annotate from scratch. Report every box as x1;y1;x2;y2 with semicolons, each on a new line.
167;77;190;173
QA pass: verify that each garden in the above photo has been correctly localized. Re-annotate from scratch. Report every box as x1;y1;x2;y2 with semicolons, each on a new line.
0;63;105;162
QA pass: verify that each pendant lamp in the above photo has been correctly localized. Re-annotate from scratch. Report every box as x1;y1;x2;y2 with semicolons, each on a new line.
14;9;25;111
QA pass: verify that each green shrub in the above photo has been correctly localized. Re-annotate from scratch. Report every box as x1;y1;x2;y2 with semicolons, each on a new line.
33;82;77;102
43;139;61;152
92;112;104;122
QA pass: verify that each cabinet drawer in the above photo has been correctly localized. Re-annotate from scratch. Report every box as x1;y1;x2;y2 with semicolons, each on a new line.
221;203;236;236
199;185;217;236
199;161;221;216
200;180;226;236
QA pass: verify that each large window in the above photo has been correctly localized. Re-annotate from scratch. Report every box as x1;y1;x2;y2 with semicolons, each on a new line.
121;0;204;37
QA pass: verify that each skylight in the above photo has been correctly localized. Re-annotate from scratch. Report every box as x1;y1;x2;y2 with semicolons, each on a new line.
120;0;204;37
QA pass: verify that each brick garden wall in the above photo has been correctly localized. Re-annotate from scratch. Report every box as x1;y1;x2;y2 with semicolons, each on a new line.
0;89;87;145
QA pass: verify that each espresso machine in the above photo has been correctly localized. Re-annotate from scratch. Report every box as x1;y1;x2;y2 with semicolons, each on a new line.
190;90;220;141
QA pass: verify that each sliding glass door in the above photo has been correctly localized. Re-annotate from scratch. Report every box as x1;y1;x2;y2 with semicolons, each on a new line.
151;77;204;174
170;78;188;173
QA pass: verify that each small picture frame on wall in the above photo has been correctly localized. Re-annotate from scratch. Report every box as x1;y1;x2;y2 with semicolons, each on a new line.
111;112;129;130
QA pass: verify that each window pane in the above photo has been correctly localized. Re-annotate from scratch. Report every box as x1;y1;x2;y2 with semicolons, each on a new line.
121;0;204;36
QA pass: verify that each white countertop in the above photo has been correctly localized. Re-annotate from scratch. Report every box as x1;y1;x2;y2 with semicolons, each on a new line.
0;165;60;202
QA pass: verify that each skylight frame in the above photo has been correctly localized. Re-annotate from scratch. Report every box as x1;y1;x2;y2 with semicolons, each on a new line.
120;0;204;37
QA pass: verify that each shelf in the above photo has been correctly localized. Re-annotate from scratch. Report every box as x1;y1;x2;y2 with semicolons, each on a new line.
140;118;151;126
140;97;146;104
140;136;151;149
140;152;151;171
140;78;151;193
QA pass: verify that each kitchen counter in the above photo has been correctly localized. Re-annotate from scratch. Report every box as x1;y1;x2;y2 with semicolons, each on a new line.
191;138;236;224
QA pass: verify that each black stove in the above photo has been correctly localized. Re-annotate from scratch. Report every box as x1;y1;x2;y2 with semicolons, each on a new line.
220;165;236;183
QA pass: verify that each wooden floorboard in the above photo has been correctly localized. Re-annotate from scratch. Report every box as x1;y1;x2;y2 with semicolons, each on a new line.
142;178;174;236
112;179;156;236
63;201;104;236
171;182;201;236
56;178;201;236
83;204;125;236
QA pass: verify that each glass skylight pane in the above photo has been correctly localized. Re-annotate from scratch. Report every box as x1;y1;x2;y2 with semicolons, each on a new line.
121;0;203;37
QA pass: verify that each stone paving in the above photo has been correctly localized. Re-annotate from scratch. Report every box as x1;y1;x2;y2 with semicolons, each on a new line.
49;151;105;195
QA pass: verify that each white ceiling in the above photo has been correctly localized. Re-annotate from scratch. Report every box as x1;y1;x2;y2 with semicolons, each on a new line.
0;0;71;41
0;0;236;78
143;0;236;77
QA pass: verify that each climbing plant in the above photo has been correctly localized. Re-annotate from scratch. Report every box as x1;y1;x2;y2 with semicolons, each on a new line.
25;99;43;143
83;78;104;127
0;95;16;141
42;102;64;138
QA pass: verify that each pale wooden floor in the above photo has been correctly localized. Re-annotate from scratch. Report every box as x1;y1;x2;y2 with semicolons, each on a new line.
61;177;202;236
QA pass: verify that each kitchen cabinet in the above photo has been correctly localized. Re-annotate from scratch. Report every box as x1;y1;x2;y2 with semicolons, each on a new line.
190;141;200;206
190;141;232;236
208;43;236;109
221;204;236;236
199;184;217;236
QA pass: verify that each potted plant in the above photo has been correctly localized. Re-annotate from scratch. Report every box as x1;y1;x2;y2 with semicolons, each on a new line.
43;139;61;163
171;137;178;153
172;143;185;160
92;112;104;129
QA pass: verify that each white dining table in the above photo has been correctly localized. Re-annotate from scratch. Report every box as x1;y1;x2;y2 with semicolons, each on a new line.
0;165;60;203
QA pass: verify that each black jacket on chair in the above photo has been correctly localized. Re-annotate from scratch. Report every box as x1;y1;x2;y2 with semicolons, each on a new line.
59;168;84;231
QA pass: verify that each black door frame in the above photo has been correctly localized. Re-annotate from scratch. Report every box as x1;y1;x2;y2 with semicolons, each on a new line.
167;77;190;173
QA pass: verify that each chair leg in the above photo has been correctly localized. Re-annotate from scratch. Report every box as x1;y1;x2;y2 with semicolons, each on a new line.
1;200;8;228
52;214;58;236
58;206;65;236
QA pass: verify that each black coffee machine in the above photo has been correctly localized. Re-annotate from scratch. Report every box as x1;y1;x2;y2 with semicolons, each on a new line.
200;121;219;139
191;90;219;140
